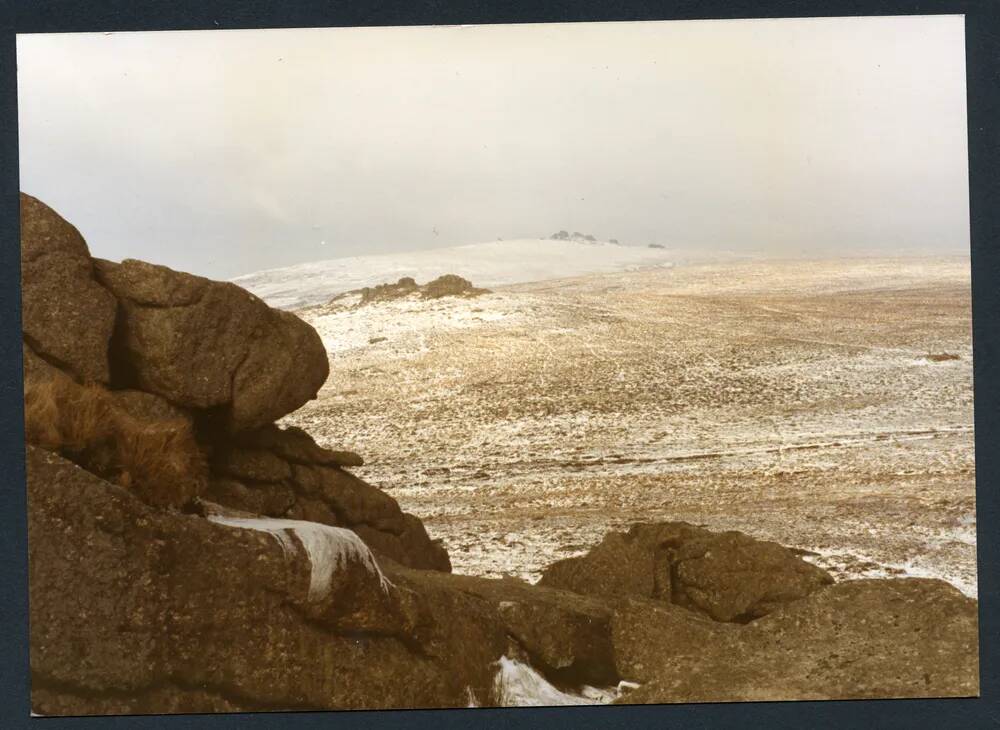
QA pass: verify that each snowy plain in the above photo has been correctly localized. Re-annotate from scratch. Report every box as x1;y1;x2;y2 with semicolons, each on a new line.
262;250;976;600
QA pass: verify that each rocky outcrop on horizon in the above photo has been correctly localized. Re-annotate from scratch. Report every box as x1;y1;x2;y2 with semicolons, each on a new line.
355;274;490;306
20;193;979;713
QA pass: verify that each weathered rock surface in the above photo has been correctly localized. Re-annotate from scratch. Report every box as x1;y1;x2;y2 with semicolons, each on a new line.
93;258;328;432
27;447;979;713
109;389;193;425
539;530;663;602
27;446;480;714
352;517;451;573
610;598;738;684
22;340;62;382
235;424;364;468
616;579;980;702
205;477;298;517
20;193;117;383
206;425;448;572
540;522;833;622
385;563;617;686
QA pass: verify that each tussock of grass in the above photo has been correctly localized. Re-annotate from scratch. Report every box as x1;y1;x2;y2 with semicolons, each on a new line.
24;374;206;508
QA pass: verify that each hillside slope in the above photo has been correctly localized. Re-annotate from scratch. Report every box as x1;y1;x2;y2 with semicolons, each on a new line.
233;239;676;309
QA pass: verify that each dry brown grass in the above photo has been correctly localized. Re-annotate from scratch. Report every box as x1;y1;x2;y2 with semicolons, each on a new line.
24;375;113;452
24;374;206;508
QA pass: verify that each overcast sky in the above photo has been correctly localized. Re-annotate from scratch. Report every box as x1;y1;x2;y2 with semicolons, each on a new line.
17;16;969;279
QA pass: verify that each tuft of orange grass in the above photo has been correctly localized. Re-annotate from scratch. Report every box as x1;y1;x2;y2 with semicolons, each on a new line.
24;375;113;453
24;374;206;508
108;409;206;508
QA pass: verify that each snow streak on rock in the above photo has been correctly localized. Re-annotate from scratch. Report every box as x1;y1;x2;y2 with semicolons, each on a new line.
206;514;392;600
491;656;617;707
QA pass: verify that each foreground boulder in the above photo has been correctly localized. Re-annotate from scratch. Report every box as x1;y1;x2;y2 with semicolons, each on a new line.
386;564;617;687
540;522;833;622
93;258;328;432
20;193;448;571
27;448;979;713
27;446;621;714
614;579;979;702
20;193;117;383
27;446;487;714
206;424;450;572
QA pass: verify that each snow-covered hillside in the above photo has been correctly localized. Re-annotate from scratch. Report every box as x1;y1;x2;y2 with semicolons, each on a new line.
232;239;675;309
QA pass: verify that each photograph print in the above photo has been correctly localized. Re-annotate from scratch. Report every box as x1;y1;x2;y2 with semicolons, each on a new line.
17;15;978;715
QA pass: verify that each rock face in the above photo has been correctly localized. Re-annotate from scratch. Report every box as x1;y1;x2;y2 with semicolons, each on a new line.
539;522;833;622
27;446;607;713
27;446;470;714
20;194;117;383
388;566;617;687
21;193;980;713
93;258;329;433
21;192;450;570
206;425;449;572
615;579;980;702
27;445;979;712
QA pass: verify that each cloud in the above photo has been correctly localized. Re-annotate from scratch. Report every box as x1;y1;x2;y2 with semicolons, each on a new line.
17;17;970;278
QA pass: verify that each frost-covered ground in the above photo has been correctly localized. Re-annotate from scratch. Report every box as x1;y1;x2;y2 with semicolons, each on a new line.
283;256;977;597
476;656;623;707
233;238;678;309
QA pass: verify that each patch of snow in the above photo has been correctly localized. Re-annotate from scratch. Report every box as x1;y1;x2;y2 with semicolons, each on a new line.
304;291;530;358
802;546;978;599
233;238;675;309
887;559;979;598
206;514;392;600
492;656;617;707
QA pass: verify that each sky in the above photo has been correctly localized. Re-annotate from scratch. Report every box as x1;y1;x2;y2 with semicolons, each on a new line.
17;16;969;279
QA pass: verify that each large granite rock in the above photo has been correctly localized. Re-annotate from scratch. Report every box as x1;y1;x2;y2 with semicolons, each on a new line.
206;458;451;572
207;425;450;572
20;193;117;383
93;258;328;432
27;445;979;713
235;424;364;468
27;446;490;714
540;522;833;622
385;564;617;687
616;579;980;702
